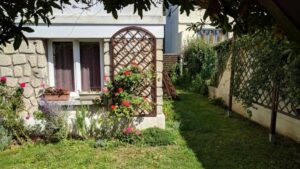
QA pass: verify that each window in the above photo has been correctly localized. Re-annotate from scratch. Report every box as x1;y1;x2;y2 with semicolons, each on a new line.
198;29;228;44
80;42;101;91
48;40;103;95
53;42;75;91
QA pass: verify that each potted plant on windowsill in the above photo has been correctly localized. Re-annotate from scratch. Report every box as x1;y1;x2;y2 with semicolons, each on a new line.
43;87;70;101
79;90;101;101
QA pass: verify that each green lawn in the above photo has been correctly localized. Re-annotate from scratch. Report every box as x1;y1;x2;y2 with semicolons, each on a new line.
0;90;299;169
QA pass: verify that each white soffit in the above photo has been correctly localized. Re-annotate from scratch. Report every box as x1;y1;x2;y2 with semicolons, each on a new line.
25;25;164;39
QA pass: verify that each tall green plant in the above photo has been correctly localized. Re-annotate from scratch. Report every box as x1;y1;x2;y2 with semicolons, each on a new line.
178;38;216;95
0;77;28;144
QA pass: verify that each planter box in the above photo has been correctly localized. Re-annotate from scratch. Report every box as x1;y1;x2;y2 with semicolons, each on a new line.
43;94;70;101
79;92;101;101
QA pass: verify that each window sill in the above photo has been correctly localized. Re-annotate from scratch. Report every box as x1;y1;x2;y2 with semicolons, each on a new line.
38;98;95;106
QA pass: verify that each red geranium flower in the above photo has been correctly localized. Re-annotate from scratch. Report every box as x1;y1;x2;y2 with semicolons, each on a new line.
0;76;7;83
123;70;131;76
122;100;130;107
20;82;26;88
111;105;117;110
117;88;123;92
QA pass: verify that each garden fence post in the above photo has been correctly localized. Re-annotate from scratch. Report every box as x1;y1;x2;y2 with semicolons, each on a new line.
269;84;279;143
228;40;235;117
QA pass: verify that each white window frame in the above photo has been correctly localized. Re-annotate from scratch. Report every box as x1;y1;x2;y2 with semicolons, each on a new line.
47;39;104;97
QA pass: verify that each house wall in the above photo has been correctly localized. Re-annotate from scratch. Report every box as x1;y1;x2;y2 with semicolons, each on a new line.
0;40;48;116
210;56;300;142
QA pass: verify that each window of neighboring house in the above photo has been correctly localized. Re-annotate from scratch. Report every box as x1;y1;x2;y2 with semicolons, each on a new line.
198;29;228;44
53;42;75;91
80;42;101;91
49;40;103;94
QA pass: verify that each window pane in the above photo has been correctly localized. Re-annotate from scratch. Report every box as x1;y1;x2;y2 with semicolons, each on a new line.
53;42;74;91
80;42;101;91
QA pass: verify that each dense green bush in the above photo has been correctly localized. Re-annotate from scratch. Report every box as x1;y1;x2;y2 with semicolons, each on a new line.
0;77;27;144
174;38;216;95
141;127;176;146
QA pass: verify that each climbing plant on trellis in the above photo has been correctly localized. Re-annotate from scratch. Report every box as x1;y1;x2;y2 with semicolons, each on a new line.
110;26;157;116
231;31;300;120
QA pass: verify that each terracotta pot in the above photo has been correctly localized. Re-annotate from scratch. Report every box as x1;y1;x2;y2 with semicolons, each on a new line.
43;94;69;101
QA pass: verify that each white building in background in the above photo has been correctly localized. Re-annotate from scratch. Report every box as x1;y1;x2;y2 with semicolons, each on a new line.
164;6;231;54
0;2;166;129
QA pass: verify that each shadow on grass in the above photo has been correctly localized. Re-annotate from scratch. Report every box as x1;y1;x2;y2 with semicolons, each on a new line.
172;91;300;169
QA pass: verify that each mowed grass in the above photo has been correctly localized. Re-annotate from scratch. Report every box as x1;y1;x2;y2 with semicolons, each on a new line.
0;139;202;169
0;90;299;169
172;90;300;169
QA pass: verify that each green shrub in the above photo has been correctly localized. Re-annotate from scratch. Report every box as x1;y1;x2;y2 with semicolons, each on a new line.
117;127;142;144
142;127;176;146
0;125;11;151
175;38;216;96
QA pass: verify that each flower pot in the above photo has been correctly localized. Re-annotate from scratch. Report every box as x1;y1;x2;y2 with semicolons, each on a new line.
43;94;69;101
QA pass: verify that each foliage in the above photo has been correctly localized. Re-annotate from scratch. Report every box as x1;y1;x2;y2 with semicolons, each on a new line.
117;127;142;144
176;38;215;96
0;125;11;151
0;91;300;168
210;39;232;87
1;0;283;51
37;99;69;143
0;77;27;144
141;127;176;146
232;30;300;114
44;87;69;95
100;64;154;135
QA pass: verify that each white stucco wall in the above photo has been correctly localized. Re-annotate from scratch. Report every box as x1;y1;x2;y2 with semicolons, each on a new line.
209;56;300;142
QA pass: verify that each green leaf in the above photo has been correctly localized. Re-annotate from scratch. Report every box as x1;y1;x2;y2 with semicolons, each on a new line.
22;27;34;33
13;35;22;50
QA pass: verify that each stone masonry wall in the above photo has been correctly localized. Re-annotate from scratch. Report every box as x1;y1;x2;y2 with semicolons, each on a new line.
0;40;48;115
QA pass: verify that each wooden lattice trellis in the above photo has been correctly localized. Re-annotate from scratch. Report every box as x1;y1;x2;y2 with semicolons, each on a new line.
110;26;156;116
232;45;300;120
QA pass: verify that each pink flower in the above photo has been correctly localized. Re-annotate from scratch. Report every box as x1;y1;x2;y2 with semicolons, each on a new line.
102;87;108;93
122;100;130;107
104;75;109;82
126;127;133;133
131;60;138;66
20;82;26;88
135;130;141;136
117;88;123;92
0;76;7;83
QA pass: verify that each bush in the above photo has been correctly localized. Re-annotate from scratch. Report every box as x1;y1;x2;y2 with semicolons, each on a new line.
175;38;216;96
117;127;142;144
0;76;27;143
142;127;176;146
0;125;11;151
37;99;69;143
